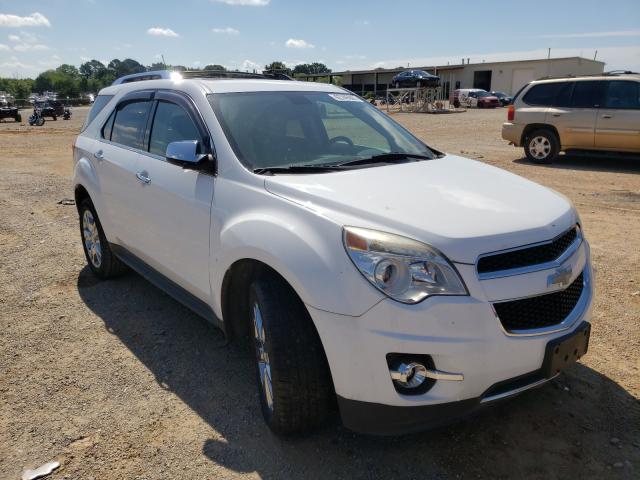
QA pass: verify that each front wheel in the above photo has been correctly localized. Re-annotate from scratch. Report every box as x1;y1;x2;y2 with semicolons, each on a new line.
35;116;45;126
525;128;560;164
249;273;333;435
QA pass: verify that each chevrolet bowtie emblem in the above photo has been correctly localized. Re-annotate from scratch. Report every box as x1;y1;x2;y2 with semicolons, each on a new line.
548;266;573;287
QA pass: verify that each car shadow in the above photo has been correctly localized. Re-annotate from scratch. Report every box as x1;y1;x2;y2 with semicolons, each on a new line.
513;153;640;174
77;266;640;479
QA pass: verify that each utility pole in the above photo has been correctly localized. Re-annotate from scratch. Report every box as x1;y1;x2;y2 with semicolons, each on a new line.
161;54;167;69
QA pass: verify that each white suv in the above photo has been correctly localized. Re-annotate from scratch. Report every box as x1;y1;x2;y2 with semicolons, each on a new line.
73;71;593;435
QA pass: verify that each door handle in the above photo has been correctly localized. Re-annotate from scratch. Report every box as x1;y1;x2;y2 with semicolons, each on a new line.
94;150;104;160
552;112;562;117
136;171;151;184
601;114;613;119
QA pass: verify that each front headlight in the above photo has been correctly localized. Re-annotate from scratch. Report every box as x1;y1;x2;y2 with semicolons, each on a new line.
343;226;468;304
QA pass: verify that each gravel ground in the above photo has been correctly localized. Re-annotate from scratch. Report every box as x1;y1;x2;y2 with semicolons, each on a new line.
0;106;638;480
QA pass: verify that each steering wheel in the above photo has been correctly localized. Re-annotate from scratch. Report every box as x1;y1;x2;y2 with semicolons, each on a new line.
329;136;354;147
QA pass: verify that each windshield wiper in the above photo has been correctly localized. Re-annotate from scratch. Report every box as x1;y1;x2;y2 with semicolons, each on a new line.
332;152;433;167
253;164;343;175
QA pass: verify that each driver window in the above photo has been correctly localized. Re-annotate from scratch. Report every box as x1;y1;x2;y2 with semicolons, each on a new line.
148;101;203;157
318;100;390;152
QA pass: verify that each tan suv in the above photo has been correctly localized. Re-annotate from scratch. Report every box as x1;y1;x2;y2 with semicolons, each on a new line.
502;72;640;163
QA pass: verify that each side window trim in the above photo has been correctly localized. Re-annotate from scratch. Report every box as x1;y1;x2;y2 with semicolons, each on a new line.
100;90;155;152
154;90;213;155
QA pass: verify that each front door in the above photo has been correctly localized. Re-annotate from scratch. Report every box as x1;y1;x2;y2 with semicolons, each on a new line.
132;93;215;302
595;80;640;153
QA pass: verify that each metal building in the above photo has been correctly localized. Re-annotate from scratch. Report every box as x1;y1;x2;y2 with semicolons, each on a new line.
299;57;605;97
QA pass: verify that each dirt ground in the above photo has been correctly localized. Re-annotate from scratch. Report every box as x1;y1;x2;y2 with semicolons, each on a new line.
0;106;638;480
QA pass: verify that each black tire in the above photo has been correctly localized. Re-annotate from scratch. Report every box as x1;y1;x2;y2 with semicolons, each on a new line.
52;114;57;121
524;128;560;164
249;273;333;435
78;198;127;278
15;113;21;122
35;116;45;126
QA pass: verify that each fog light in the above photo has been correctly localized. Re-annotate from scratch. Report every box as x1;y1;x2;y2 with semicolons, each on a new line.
390;362;428;388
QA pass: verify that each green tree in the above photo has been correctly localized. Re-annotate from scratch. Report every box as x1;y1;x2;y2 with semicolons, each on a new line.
203;64;226;71
293;62;331;75
79;60;107;79
264;61;291;75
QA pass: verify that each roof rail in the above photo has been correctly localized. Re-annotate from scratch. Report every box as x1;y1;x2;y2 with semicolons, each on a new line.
181;69;294;80
535;70;639;81
112;69;294;86
112;70;173;85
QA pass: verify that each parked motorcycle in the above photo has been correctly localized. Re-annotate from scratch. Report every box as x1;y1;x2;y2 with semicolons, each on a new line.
63;108;71;120
28;107;45;126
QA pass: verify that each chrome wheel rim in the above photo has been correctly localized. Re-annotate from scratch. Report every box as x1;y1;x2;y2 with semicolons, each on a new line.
82;209;102;268
529;136;551;159
253;302;273;412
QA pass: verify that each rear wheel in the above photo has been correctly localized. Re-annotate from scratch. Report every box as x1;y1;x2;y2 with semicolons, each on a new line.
249;273;333;434
78;198;127;278
525;128;560;164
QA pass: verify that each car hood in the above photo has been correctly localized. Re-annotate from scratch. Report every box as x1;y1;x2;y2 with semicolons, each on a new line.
263;155;576;263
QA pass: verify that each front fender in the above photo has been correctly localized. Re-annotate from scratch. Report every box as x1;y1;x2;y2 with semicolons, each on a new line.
212;206;383;319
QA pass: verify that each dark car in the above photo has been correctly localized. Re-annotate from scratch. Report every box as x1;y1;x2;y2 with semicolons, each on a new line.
0;102;21;122
35;100;66;119
391;70;440;88
490;91;512;106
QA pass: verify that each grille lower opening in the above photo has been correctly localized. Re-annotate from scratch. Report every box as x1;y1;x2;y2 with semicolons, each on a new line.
478;227;578;275
493;272;584;333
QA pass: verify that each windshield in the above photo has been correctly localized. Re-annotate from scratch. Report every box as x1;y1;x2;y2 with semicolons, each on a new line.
208;91;433;171
476;91;491;98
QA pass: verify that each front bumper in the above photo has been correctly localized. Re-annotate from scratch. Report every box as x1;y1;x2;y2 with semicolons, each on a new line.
338;321;591;435
308;241;593;434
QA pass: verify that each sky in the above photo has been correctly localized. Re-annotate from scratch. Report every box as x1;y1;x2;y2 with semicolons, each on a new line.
0;0;639;78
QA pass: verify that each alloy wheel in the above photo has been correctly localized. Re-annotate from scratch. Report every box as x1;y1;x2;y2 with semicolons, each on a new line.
529;136;551;160
253;302;274;412
82;209;102;268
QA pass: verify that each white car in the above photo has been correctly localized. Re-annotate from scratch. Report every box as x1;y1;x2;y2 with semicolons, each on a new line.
73;71;593;435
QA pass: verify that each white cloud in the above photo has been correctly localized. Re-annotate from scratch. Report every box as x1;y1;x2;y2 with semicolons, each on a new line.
0;43;10;51
13;43;49;52
212;0;270;5
241;59;261;71
285;38;314;49
212;27;239;35
540;30;640;39
8;34;20;42
0;12;50;28
146;27;179;38
0;57;33;70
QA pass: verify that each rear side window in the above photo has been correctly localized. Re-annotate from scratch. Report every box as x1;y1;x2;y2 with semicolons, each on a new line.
111;100;151;149
148;101;203;157
571;81;605;108
522;82;566;106
604;81;640;109
82;94;113;131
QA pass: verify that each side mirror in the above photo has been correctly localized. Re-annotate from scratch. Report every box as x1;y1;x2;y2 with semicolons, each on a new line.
165;140;209;167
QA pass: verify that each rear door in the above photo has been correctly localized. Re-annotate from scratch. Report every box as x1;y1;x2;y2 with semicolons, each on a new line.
95;91;153;248
595;80;640;152
546;80;603;148
132;91;215;301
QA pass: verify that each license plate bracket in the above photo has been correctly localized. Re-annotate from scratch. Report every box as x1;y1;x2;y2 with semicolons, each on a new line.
541;322;590;379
